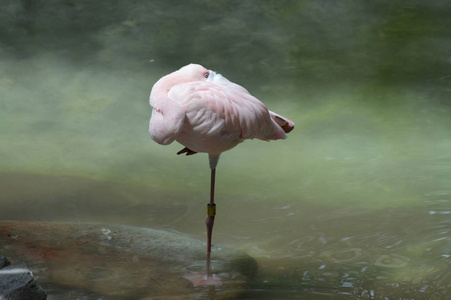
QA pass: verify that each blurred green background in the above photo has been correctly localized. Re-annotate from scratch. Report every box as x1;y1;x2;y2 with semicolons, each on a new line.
1;0;449;207
1;0;450;298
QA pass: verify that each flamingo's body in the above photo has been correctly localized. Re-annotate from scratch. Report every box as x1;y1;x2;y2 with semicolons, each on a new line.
148;64;294;285
149;64;294;169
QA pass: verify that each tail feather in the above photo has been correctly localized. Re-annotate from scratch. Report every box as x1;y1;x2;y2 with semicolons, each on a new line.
269;111;295;134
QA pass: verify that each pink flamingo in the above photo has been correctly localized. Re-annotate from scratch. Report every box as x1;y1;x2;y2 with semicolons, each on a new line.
149;64;294;283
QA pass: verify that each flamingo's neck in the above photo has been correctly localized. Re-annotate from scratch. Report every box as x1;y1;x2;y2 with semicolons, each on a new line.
150;72;189;108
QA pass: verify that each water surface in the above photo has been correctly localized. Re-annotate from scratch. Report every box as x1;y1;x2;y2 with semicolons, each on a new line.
1;1;450;298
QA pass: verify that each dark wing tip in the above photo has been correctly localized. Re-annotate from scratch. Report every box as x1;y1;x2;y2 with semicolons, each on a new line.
275;116;295;134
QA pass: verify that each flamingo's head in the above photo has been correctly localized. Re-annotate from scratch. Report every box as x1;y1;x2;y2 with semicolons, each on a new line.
178;64;211;81
150;64;235;106
178;63;232;85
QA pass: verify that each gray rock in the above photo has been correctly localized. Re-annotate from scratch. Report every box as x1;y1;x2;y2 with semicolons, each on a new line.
0;261;47;300
0;256;11;268
0;221;257;299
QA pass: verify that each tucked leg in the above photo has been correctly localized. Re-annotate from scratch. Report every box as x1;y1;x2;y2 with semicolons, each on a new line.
177;147;197;156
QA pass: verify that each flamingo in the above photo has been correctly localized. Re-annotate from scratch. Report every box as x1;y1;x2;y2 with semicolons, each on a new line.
148;63;294;283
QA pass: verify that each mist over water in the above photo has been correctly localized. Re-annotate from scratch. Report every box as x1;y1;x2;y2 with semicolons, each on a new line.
1;1;451;298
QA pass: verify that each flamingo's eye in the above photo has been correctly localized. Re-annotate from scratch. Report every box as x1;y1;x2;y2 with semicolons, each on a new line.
203;72;209;79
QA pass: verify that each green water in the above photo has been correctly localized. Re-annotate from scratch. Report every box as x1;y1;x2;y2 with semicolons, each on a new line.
1;0;450;298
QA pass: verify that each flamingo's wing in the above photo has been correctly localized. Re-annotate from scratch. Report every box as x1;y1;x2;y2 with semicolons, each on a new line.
170;81;285;140
149;92;185;146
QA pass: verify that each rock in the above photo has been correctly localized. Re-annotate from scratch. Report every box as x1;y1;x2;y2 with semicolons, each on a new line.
0;221;257;299
0;260;47;300
0;256;10;268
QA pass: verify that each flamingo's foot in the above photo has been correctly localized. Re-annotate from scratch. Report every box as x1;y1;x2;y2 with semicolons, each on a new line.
177;147;197;156
183;273;222;287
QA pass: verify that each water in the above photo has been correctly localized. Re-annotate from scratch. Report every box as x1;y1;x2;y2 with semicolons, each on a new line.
1;0;451;298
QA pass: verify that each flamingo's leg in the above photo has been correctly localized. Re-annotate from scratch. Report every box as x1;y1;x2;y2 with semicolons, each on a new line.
206;168;216;254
